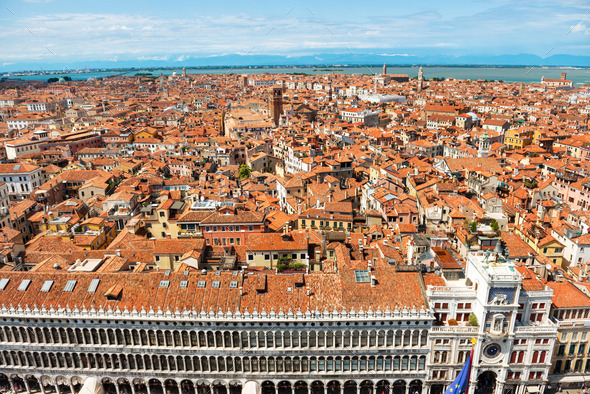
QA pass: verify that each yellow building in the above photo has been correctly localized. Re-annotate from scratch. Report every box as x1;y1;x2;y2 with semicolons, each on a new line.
73;217;118;250
516;225;565;266
504;128;533;149
134;127;160;140
245;232;309;269
547;281;590;386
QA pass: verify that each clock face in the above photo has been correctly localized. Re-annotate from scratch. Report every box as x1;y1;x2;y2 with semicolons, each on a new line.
484;343;501;358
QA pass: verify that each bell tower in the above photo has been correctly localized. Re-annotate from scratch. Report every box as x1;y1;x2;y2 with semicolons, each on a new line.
417;66;424;92
270;87;283;127
479;130;491;158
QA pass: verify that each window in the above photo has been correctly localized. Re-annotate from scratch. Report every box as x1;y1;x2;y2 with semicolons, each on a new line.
159;281;170;288
569;344;576;355
354;270;371;283
40;280;54;292
180;281;188;288
264;254;270;261
18;279;31;291
197;281;206;288
64;280;77;292
88;279;100;292
0;278;9;290
248;254;254;261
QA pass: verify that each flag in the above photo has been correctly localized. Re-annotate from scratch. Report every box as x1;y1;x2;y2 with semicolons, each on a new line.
444;349;473;394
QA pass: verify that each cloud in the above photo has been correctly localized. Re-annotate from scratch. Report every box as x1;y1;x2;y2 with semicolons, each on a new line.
1;2;589;65
570;22;590;34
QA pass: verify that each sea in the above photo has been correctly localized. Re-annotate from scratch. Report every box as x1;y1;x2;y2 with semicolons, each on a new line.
4;66;590;86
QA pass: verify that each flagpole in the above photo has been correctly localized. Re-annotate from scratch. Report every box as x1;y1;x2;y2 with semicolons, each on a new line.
466;338;477;394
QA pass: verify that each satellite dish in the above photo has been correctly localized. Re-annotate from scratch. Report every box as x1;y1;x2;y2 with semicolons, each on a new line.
546;264;552;271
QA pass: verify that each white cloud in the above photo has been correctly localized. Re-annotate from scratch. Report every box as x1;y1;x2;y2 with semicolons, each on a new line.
378;53;412;57
570;22;590;34
1;2;589;64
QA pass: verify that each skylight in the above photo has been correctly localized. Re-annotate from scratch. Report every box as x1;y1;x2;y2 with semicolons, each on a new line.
40;280;54;292
64;280;77;292
87;279;100;293
354;270;371;283
18;279;31;291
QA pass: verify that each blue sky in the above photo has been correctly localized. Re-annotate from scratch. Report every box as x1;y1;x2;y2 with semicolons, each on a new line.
0;0;589;68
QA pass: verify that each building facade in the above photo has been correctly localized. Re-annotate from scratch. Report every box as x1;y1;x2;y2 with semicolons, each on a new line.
0;268;432;394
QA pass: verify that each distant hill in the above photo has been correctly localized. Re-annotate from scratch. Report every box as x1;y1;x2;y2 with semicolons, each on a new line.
3;53;589;73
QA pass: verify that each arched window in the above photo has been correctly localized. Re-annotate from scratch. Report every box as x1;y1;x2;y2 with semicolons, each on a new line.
378;331;385;347
418;356;426;370
360;331;368;347
369;331;377;347
164;331;173;347
403;331;411;346
335;331;343;347
318;331;326;347
420;330;428;346
309;331;317;347
343;331;351;347
352;331;359;347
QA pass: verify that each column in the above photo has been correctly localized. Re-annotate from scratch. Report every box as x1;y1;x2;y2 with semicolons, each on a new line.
40;382;46;394
147;383;152;394
69;384;75;394
115;382;121;394
423;384;431;394
406;385;410;394
55;383;60;394
131;383;137;394
9;377;15;393
24;379;31;394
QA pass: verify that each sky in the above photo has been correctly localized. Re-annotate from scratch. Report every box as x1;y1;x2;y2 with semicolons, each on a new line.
0;0;589;70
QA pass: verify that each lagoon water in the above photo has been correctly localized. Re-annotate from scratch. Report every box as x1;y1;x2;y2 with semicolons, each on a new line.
6;66;590;86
